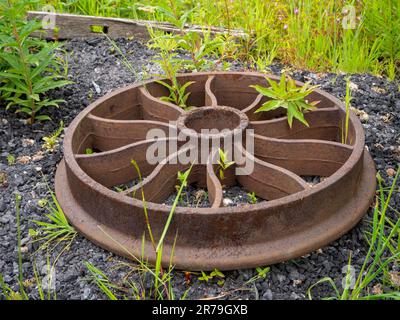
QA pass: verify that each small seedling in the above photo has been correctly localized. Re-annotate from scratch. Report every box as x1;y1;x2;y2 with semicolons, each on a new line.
85;148;94;155
250;72;320;128
217;148;235;181
157;79;195;110
256;266;270;279
6;154;15;166
247;191;257;204
176;169;190;203
28;228;39;238
37;199;48;208
198;271;213;282
198;269;225;283
114;186;125;193
42;121;64;152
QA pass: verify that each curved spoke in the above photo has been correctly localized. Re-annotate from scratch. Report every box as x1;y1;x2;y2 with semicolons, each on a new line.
75;138;175;187
236;150;309;200
205;75;218;107
206;150;223;208
242;93;288;121
241;93;264;113
139;87;184;122
90;86;143;120
86;114;175;151
249;107;342;141
252;134;353;176
123;146;201;203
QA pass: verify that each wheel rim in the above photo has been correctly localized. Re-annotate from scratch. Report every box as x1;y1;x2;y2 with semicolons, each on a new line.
55;72;376;270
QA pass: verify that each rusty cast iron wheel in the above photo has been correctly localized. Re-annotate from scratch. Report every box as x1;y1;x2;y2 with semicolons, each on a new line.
55;72;376;270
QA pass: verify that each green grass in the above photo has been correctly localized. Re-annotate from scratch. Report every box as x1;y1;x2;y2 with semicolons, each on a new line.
26;0;400;78
85;161;193;300
308;169;400;300
0;194;58;300
31;186;77;252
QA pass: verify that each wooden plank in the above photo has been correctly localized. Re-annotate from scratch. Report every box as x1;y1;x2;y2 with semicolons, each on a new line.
27;11;246;40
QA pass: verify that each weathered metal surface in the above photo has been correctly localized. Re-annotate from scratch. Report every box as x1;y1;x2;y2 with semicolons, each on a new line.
55;72;376;270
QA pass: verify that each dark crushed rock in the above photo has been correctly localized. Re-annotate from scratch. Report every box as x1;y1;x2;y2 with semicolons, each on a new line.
164;184;264;208
165;185;211;208
0;37;399;300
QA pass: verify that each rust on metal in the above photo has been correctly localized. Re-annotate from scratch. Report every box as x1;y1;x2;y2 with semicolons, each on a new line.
55;72;376;270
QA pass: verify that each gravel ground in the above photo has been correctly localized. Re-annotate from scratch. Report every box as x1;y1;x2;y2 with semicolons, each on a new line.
0;38;399;300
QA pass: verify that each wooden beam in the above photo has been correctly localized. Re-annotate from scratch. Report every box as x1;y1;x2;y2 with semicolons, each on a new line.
27;11;246;40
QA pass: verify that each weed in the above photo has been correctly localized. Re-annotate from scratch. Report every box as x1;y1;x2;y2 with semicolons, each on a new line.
308;168;400;300
178;30;224;72
31;186;77;252
85;262;118;300
0;0;72;123
176;169;190;204
247;191;257;204
198;269;225;283
251;72;320;128
37;198;47;208
217;148;235;181
147;29;195;110
27;0;399;78
256;266;270;279
6;154;15;166
42;121;64;152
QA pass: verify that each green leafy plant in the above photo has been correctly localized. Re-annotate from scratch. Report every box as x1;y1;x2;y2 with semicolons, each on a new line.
250;73;320;128
256;266;270;279
0;0;72;123
6;154;15;166
247;191;257;204
156;78;195;110
42;120;64;152
176;169;190;204
178;30;224;71
147;29;195;110
85;148;94;155
217;148;235;181
198;269;225;283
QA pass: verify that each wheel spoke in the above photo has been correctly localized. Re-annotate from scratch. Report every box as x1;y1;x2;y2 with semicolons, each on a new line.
205;75;218;106
206;150;223;208
139;87;184;122
252;134;353;176
75;138;175;187
249;107;342;141
123;146;200;203
236;150;309;200
86;114;175;151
